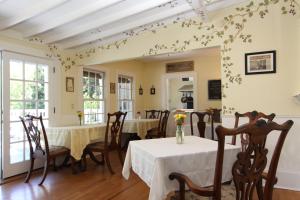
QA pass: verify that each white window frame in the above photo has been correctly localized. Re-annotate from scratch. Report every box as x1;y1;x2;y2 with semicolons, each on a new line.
82;68;106;124
117;73;135;119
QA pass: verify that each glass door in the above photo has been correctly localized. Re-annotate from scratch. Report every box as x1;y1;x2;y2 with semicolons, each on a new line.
2;51;52;178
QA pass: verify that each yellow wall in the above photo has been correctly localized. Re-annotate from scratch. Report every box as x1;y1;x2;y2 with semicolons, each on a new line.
141;52;221;111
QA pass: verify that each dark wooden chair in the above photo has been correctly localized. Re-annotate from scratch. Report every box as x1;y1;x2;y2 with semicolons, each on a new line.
146;110;170;138
82;111;127;175
190;112;211;138
145;110;161;119
231;111;276;151
20;115;72;185
169;119;293;200
211;108;222;123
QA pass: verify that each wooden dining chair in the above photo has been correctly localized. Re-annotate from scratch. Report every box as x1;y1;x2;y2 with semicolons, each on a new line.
20;115;73;185
231;111;276;151
82;111;127;175
146;110;170;138
190;112;211;138
145;110;161;119
169;119;293;200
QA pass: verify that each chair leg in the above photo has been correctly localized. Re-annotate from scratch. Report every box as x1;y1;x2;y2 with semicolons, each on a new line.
117;148;124;165
104;151;114;175
25;158;34;183
61;154;70;167
39;158;49;185
71;156;77;174
81;150;87;171
53;158;57;171
88;150;104;165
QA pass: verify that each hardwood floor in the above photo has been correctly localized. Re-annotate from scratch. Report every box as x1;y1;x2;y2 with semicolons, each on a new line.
0;152;299;200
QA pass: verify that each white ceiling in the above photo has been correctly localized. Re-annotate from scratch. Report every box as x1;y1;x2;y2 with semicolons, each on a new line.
0;0;248;50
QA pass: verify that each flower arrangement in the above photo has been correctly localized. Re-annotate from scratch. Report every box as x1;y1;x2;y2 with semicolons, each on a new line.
174;113;186;144
174;113;186;126
77;111;83;125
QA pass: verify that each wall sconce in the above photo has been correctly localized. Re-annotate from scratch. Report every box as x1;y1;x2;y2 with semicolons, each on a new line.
150;85;155;95
139;85;143;95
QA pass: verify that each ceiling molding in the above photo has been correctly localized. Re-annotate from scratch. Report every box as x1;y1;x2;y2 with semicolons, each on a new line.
0;0;68;30
23;0;124;37
189;0;208;21
44;0;173;44
61;4;192;49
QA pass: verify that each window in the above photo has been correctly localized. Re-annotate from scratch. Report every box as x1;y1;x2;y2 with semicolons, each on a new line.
9;60;49;163
118;75;133;119
83;70;105;124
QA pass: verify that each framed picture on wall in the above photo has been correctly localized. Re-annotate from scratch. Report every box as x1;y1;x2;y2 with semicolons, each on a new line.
66;77;74;92
245;50;276;75
110;82;116;94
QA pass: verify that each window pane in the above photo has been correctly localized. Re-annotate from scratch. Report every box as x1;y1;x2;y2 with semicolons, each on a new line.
25;82;36;100
37;82;48;100
25;63;37;81
10;142;24;164
10;80;23;100
10;101;24;121
25;101;37;116
10;60;23;80
38;101;48;118
10;122;24;143
37;64;48;82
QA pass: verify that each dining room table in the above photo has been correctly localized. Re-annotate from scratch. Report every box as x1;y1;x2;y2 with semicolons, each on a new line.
46;118;159;160
122;136;240;200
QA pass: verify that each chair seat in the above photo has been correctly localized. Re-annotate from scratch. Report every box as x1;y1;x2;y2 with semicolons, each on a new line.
172;184;235;200
49;146;70;157
86;142;105;151
146;128;160;138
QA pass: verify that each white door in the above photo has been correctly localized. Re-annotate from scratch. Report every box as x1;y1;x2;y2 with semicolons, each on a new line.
2;51;53;178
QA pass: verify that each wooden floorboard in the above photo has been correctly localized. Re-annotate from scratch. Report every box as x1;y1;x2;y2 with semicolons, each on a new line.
0;152;299;200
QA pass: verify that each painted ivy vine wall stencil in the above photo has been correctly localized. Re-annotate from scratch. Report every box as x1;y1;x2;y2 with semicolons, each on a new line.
143;0;299;114
28;37;76;71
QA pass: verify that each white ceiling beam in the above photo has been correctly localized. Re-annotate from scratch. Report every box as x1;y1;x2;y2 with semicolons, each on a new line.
188;0;208;21
62;4;192;49
0;0;68;30
206;0;249;11
23;0;123;38
44;0;173;44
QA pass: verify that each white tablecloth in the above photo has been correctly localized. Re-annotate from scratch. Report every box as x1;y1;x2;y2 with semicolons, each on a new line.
47;119;159;160
122;136;240;200
47;124;107;160
123;119;159;138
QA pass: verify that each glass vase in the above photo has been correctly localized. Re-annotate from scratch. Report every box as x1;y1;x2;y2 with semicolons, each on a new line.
176;125;184;144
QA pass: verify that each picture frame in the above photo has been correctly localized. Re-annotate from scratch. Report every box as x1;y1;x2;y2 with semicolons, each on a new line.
245;50;276;75
66;77;74;92
110;82;116;94
150;85;155;95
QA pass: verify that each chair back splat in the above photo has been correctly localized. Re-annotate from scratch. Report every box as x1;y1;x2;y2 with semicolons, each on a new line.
190;112;210;138
145;110;161;119
232;111;275;151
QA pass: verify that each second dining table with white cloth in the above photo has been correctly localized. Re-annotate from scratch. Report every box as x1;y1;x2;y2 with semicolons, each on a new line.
122;136;240;200
47;119;159;160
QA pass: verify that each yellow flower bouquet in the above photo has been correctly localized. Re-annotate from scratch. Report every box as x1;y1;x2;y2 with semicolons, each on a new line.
174;113;186;126
77;111;83;125
174;113;186;144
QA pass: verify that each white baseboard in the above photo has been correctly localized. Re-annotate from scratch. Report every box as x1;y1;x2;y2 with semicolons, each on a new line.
275;171;300;191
